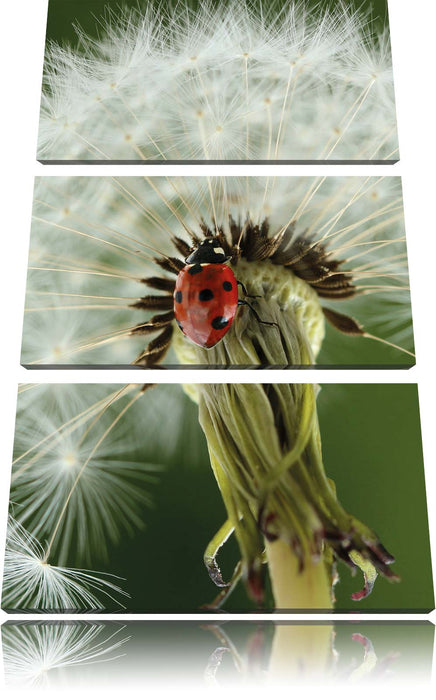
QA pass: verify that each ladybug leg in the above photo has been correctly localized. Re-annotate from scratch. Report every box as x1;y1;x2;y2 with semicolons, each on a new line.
237;280;260;299
238;299;279;329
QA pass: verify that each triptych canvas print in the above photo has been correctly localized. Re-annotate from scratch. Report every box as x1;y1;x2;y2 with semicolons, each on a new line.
1;0;434;686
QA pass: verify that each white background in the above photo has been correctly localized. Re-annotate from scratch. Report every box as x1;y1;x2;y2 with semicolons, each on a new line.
0;0;435;697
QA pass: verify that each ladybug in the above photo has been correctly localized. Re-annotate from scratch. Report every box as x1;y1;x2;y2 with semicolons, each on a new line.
173;238;276;348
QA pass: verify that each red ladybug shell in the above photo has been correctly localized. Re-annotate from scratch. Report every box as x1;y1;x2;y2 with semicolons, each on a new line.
173;263;239;348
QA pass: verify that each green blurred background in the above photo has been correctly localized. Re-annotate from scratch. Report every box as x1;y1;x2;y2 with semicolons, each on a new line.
56;382;431;613
45;0;390;45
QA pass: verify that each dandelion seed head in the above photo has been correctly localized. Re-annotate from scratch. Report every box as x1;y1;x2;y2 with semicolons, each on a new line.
24;175;413;366
38;1;398;161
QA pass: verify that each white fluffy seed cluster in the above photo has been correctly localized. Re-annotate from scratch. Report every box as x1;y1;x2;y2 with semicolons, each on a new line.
38;1;398;161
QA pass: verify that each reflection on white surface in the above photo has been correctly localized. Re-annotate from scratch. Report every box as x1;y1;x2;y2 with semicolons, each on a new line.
2;621;433;687
2;622;129;686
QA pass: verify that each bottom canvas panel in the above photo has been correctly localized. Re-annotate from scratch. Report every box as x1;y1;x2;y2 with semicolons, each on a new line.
2;621;434;687
2;383;433;613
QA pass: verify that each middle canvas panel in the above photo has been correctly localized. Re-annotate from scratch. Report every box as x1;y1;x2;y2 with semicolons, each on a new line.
22;176;414;368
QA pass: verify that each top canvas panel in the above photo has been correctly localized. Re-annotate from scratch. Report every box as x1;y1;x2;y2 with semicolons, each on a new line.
38;0;399;163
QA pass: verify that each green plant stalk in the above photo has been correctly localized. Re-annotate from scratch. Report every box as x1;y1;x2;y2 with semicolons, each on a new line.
175;266;398;607
266;539;332;610
200;384;335;608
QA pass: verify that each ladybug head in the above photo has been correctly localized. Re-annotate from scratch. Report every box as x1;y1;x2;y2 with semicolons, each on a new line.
185;238;231;265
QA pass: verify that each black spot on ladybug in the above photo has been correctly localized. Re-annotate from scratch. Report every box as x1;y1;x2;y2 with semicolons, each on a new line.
174;291;183;303
211;316;229;330
199;288;214;301
187;264;203;275
223;281;233;291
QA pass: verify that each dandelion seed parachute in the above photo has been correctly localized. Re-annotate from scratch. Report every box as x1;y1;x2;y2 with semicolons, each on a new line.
24;175;413;367
2;517;128;612
38;0;398;161
11;384;187;565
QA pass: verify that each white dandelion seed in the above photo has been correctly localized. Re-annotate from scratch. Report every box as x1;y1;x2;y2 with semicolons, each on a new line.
38;0;398;161
2;622;129;686
11;383;187;564
23;175;413;367
2;517;129;611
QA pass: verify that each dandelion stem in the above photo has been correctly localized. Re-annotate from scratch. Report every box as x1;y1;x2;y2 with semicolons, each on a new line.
266;539;332;610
